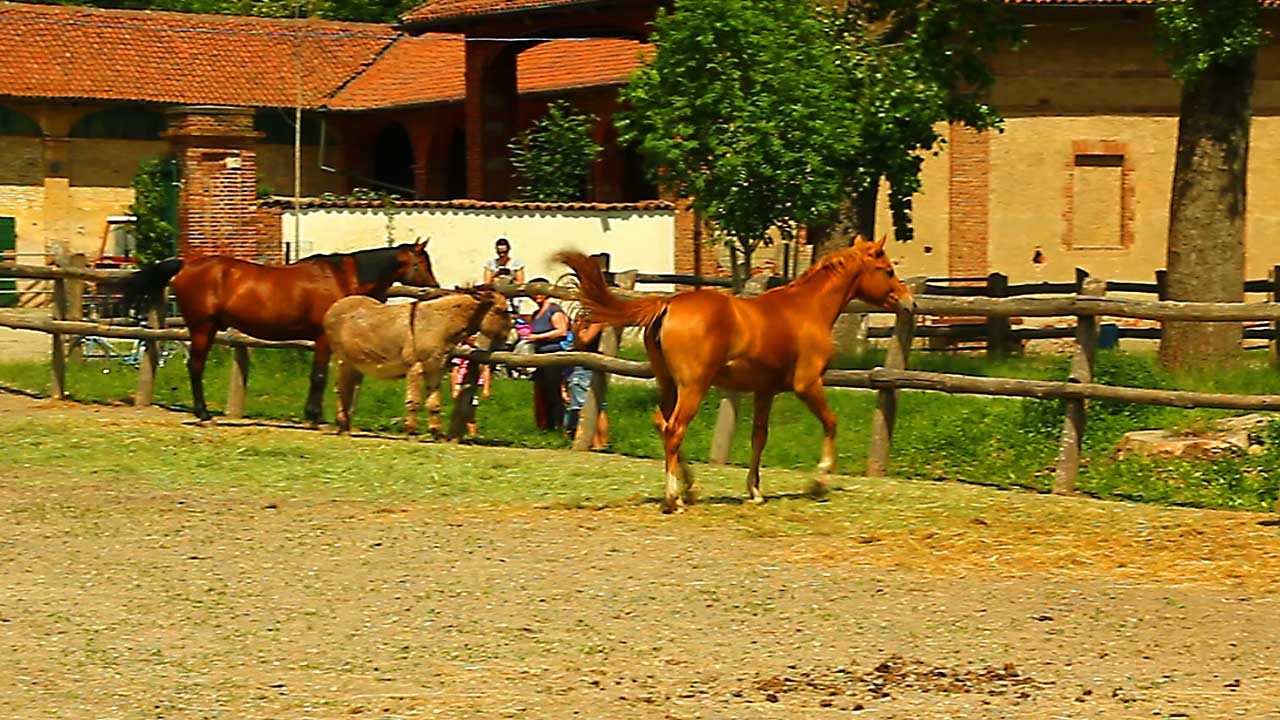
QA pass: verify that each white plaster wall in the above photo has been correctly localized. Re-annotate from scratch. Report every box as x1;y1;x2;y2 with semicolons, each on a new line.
285;206;676;292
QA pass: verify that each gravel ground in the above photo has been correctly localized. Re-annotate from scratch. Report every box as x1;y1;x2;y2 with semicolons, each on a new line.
0;393;1278;719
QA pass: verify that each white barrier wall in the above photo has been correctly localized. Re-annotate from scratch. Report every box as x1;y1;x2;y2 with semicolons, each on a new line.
283;204;676;292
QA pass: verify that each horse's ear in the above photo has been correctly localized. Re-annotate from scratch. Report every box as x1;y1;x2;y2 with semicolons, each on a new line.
415;236;430;250
852;234;869;247
874;235;888;251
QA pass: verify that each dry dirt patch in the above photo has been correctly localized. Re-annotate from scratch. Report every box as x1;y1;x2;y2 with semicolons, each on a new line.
1;392;1279;719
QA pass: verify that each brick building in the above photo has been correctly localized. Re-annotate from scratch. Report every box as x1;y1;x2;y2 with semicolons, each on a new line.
4;0;1280;292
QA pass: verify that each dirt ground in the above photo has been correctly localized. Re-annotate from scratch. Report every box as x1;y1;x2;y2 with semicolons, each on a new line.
1;393;1279;720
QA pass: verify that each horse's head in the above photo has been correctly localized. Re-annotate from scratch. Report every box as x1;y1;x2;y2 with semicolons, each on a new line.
463;286;514;344
397;239;440;288
851;235;914;312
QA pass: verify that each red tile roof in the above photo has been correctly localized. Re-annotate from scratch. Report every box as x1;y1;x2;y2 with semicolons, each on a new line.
0;2;397;108
328;36;646;109
402;0;609;28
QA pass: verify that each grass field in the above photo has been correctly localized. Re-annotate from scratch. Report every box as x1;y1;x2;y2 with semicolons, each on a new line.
3;343;1280;512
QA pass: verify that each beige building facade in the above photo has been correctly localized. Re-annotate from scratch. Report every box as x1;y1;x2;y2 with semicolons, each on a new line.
885;6;1280;295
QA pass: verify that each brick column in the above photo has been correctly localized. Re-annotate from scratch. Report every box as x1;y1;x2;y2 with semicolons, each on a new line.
948;123;990;278
165;105;263;260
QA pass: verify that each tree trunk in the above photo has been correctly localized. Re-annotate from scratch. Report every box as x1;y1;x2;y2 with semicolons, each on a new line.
810;182;878;259
1159;56;1254;370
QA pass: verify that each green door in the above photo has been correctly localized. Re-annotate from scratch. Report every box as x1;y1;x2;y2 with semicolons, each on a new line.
0;217;15;307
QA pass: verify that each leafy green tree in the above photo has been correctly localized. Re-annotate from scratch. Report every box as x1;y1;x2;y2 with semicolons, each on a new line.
1154;0;1265;370
508;101;602;203
618;0;1020;268
128;157;177;264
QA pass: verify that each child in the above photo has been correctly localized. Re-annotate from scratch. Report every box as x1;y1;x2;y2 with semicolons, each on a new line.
450;334;491;437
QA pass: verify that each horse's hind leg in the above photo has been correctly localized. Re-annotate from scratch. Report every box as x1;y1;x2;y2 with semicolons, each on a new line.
424;368;444;438
746;392;775;504
306;337;332;427
186;323;218;422
660;381;711;513
334;360;362;435
794;380;837;497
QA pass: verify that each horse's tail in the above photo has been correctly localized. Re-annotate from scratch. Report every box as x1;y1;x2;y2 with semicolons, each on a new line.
556;251;669;330
120;258;184;316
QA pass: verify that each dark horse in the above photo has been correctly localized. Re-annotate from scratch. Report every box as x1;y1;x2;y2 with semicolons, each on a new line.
122;241;439;423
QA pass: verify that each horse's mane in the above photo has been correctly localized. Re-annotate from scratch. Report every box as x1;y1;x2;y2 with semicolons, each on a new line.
780;244;866;291
299;245;406;285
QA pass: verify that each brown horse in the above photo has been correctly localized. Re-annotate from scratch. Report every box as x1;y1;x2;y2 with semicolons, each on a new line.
324;288;512;437
122;242;439;423
558;235;914;513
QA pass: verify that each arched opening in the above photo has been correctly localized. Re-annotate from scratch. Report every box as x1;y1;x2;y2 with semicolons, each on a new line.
0;106;40;136
70;106;165;140
372;122;416;196
621;143;658;202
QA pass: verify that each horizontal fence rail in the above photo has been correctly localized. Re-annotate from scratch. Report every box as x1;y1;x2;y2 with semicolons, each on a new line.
3;261;1280;507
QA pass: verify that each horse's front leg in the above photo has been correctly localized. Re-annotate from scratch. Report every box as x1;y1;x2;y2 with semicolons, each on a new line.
186;323;218;422
334;359;362;435
306;337;332;427
794;379;837;498
746;392;775;504
424;367;444;439
404;362;424;436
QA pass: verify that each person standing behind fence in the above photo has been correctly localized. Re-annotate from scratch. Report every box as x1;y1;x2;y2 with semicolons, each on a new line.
526;281;568;430
483;238;526;316
564;312;610;449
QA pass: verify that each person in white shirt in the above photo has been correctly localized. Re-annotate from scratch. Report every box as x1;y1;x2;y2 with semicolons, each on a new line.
483;237;525;285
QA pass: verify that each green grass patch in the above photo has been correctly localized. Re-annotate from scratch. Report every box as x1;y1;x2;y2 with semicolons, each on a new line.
3;346;1280;512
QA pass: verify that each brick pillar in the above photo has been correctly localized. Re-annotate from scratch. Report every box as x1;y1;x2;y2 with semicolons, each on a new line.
668;195;698;279
948;123;990;278
464;41;519;200
165;105;262;260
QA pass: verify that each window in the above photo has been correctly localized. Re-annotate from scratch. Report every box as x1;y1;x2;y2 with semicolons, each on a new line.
70;107;165;140
1064;142;1133;250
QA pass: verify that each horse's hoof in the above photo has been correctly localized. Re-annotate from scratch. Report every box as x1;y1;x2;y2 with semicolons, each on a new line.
747;495;766;505
805;480;830;500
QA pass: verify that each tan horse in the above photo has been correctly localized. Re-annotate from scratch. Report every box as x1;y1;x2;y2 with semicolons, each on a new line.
558;235;914;512
323;289;512;436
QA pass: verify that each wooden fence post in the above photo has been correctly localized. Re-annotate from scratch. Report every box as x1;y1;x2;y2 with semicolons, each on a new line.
66;253;86;363
1271;265;1280;367
709;273;770;464
50;268;68;400
985;271;1010;361
1053;275;1105;495
867;278;923;477
134;293;165;407
226;345;251;418
573;268;634;451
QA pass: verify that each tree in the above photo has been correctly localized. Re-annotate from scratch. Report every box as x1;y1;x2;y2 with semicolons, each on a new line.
508;101;602;203
617;0;1020;268
1155;0;1264;370
128;157;177;264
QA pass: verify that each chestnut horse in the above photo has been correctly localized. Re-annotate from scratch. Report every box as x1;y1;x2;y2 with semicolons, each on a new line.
558;236;914;513
122;241;439;423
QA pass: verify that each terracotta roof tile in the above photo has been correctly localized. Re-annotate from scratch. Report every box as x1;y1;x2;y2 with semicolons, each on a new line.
0;1;395;107
402;0;608;28
328;37;648;110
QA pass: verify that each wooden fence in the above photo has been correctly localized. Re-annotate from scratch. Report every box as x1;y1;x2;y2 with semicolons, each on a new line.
4;261;1280;498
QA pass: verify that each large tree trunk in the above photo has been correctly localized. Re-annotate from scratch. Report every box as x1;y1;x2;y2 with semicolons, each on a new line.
1159;56;1254;370
809;182;878;259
